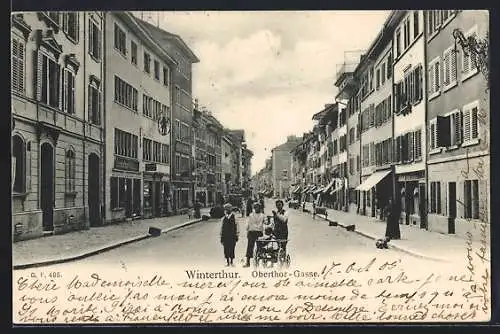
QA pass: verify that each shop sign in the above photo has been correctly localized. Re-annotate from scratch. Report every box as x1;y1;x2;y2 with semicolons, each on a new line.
145;163;157;172
114;156;139;171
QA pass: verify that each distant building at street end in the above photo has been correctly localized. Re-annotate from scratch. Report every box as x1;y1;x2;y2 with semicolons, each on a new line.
271;135;302;198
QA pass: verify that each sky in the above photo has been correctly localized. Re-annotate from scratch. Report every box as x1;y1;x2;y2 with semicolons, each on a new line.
140;11;390;175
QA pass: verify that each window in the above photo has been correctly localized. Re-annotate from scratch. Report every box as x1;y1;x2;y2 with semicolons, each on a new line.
356;155;360;171
381;62;386;85
376;68;381;89
89;19;101;60
88;82;101;125
163;66;170;86
46;12;61;25
413;11;419;38
62;68;76;114
114;76;138;111
114;23;126;56
463;101;480;143
395;28;401;57
65;149;76;193
427;10;435;36
362;144;369;167
430;181;441;214
369;67;374;91
403;18;410;49
429;119;437;149
428;57;440;97
38;51;60;108
462;26;478;79
450;110;463;146
349;128;355;144
131;40;137;65
161;144;170;164
63;13;79;42
175;86;181;105
154;60;160;80
11;37;25;93
464;179;479;219
443;46;457;89
114;128;138;158
387;54;392;79
414;128;422;160
143;138;152;161
12;135;26;193
370;142;375;165
176;119;181;140
153;141;161;162
144;52;151;74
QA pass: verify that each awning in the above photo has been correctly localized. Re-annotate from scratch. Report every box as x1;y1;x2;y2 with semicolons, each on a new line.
313;186;324;194
322;179;336;193
307;185;317;193
293;185;302;194
355;170;391;191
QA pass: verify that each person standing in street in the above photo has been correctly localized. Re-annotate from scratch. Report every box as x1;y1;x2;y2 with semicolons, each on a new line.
246;197;253;217
220;203;239;266
273;199;289;253
259;196;265;214
243;202;266;267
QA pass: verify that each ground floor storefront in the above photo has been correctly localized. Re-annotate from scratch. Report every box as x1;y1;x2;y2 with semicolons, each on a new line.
172;180;192;213
396;170;426;229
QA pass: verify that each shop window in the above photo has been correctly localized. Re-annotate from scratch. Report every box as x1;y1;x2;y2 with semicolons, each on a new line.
430;181;441;214
144;181;152;208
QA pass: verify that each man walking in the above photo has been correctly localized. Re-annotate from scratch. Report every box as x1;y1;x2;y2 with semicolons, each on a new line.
243;202;266;267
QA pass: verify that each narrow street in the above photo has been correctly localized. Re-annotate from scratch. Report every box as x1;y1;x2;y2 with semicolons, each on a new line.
17;203;449;274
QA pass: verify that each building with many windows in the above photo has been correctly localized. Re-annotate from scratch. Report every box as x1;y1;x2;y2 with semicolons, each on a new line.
271;135;301;198
425;10;489;240
352;17;396;219
11;12;105;240
104;12;176;223
137;18;200;213
391;10;427;228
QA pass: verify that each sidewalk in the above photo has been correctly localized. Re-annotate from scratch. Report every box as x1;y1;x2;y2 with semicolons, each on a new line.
297;201;475;262
13;209;211;269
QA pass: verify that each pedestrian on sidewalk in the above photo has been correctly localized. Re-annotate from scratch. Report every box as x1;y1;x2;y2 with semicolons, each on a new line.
220;203;239;267
312;201;316;220
246;197;253;217
272;200;289;253
243;202;266;267
384;198;401;239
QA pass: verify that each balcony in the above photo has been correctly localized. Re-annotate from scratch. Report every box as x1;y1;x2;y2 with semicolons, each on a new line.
334;50;364;99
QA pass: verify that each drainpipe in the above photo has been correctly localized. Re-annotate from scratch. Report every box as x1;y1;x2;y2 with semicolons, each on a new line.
82;13;87;228
422;10;429;230
102;12;107;224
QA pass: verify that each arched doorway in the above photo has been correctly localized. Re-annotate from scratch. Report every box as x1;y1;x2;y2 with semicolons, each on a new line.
88;153;100;227
40;143;54;232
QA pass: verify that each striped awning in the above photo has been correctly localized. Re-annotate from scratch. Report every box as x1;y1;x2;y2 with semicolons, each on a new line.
322;179;336;193
313;185;324;194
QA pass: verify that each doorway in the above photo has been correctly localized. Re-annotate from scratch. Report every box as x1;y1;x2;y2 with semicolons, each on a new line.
40;143;54;232
448;182;456;234
154;181;161;217
88;153;100;227
419;183;427;229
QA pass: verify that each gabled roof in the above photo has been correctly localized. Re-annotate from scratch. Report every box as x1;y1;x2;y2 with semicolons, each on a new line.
135;18;200;63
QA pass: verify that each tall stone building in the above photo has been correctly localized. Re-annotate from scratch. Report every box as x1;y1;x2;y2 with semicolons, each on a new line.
103;13;176;223
11;12;105;240
425;10;489;240
271;135;301;198
137;18;199;213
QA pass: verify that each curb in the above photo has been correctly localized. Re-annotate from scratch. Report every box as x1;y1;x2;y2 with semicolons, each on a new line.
313;212;448;263
13;218;204;270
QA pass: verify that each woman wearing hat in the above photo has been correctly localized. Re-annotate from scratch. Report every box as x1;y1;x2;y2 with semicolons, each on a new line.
220;203;239;266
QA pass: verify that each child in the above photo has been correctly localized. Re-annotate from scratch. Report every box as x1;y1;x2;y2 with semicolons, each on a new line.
257;227;278;253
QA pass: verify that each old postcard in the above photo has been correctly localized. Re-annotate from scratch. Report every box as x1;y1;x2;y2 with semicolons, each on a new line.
11;10;491;324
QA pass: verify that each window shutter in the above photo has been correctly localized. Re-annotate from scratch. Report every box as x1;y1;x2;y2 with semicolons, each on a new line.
434;61;440;93
89;20;94;56
56;63;61;108
428;66;434;94
98;90;102;125
463;49;470;73
455;111;463;144
443;50;450;86
63;70;68;112
35;50;43;101
70;73;75;113
463;108;471;142
75;14;80;43
97;27;102;59
479;179;488;222
430;123;435;149
451;48;457;83
12;39;19;91
18;42;24;92
408;131;414;161
471;107;478;139
88;85;93;122
418;65;423;100
63;13;69;32
26;142;31;192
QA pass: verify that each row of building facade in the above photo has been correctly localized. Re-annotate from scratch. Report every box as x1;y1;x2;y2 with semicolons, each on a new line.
254;10;489;241
11;11;252;241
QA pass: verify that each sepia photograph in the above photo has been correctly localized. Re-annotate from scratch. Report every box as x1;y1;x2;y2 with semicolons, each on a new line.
11;9;491;324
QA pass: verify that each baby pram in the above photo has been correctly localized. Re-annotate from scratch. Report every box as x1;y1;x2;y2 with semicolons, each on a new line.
253;216;291;268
